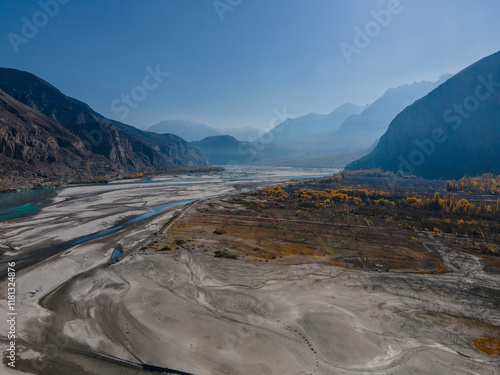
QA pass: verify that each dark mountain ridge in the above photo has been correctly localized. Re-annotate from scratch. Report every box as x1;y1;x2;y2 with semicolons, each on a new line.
346;51;500;179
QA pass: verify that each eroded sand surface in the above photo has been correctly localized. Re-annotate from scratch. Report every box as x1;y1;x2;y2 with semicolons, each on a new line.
1;167;499;374
27;245;499;375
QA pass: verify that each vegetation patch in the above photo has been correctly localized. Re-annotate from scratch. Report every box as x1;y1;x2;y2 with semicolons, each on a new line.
472;337;500;355
159;170;499;273
214;250;238;259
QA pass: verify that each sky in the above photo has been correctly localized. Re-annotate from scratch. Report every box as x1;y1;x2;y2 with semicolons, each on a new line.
0;0;499;130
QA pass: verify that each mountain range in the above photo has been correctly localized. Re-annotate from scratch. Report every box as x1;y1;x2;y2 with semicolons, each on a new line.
2;50;498;186
259;76;451;159
330;75;452;152
147;120;261;142
0;68;208;189
347;51;500;179
257;103;363;157
190;76;451;166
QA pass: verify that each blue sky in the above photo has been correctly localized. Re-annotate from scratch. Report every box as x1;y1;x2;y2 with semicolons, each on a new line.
1;0;499;129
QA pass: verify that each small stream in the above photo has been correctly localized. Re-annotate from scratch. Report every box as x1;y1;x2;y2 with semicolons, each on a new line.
71;199;195;245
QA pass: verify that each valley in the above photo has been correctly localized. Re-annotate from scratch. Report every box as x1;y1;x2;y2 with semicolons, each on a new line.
1;5;500;374
1;168;498;374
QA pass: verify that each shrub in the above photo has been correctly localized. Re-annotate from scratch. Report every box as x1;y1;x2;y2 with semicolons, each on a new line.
214;250;237;259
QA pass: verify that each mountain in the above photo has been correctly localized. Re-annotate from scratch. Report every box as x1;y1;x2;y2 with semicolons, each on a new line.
253;138;378;169
259;103;363;157
148;120;222;141
331;75;452;153
250;150;371;169
191;135;253;165
346;51;500;179
256;77;451;162
148;120;262;142
217;126;262;141
0;68;208;188
191;133;297;165
0;88;120;189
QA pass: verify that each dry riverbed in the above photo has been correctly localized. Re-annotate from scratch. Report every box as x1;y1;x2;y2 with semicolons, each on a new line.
1;168;499;374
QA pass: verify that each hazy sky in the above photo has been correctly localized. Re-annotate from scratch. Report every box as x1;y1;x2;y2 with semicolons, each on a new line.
1;0;499;129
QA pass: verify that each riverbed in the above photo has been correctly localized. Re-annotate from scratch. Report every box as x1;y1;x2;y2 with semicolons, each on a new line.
0;167;337;273
1;166;498;375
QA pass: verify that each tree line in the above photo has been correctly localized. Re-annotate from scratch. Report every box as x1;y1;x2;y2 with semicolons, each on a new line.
447;174;500;195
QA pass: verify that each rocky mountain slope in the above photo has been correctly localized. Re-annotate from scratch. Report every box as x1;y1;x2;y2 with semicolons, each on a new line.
0;68;208;188
0;89;118;188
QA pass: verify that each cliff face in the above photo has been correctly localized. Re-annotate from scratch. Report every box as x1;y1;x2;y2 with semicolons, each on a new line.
0;89;120;188
346;51;500;179
0;68;209;188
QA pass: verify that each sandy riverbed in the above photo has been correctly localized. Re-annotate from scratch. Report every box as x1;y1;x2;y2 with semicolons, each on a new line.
0;167;498;374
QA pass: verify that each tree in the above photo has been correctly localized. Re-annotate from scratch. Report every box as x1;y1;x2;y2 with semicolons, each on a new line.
454;199;469;214
432;192;443;211
480;200;487;214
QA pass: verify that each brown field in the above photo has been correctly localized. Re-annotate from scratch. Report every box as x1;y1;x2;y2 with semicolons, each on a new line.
157;198;445;273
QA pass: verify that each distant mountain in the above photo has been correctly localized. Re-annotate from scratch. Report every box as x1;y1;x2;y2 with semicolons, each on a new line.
346;51;500;179
254;138;378;169
259;103;363;157
148;120;222;141
191;135;252;165
251;150;371;169
148;120;262;142
191;133;296;165
0;68;208;188
256;77;451;162
217;126;262;141
332;75;452;153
